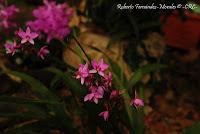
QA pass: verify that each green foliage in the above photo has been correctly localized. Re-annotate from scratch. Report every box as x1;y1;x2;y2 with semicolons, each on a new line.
10;71;58;101
0;71;76;133
46;67;87;95
88;44;165;133
0;57;165;133
127;64;167;90
107;57;165;134
183;122;200;134
189;1;200;14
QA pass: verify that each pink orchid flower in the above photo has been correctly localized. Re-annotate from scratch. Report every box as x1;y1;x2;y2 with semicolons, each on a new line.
84;86;104;104
17;27;38;45
89;59;109;77
110;90;124;99
130;90;144;108
99;111;109;121
104;72;112;87
84;74;93;87
0;0;4;4
4;40;20;55
27;0;73;42
76;63;89;85
0;5;19;29
37;45;49;59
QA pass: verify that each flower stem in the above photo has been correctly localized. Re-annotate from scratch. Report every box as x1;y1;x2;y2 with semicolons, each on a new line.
5;0;8;6
72;35;91;62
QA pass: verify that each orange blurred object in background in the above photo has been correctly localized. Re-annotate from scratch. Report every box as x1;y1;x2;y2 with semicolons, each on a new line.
162;10;200;50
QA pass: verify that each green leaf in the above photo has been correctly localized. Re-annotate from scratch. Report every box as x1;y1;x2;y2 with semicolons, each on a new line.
127;64;166;90
118;92;144;134
7;71;76;132
46;67;86;95
50;74;63;90
0;96;59;119
2;120;48;134
183;122;200;134
88;46;142;131
0;112;46;120
104;57;127;89
0;102;48;121
72;35;91;62
188;1;200;14
121;63;166;133
9;71;59;101
0;96;62;105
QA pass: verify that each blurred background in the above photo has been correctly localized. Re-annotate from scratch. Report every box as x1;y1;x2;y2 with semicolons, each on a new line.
0;0;200;134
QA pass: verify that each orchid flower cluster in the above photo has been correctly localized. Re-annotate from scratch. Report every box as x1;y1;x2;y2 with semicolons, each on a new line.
0;2;19;29
4;27;49;59
3;0;73;59
75;59;144;121
0;0;4;4
27;0;73;42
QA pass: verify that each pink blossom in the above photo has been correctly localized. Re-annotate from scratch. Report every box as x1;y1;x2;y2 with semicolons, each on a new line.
104;72;112;87
89;59;109;77
0;5;19;29
17;27;38;45
27;0;73;42
0;0;4;4
37;45;49;59
84;74;93;87
84;86;104;104
130;91;144;108
110;90;124;99
4;40;20;55
75;64;89;85
88;85;98;92
99;111;109;121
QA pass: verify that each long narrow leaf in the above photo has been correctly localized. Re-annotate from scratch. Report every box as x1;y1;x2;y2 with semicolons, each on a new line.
7;71;76;132
0;96;62;105
46;67;86;95
9;71;59;101
128;64;166;90
0;112;46;120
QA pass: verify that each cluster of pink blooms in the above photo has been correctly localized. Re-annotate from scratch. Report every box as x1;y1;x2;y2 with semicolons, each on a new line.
0;3;19;29
4;27;49;59
75;59;144;121
27;0;73;42
0;0;4;4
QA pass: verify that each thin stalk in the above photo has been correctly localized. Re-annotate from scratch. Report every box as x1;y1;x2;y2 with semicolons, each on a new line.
59;39;80;57
59;39;67;48
5;0;8;6
72;35;91;62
